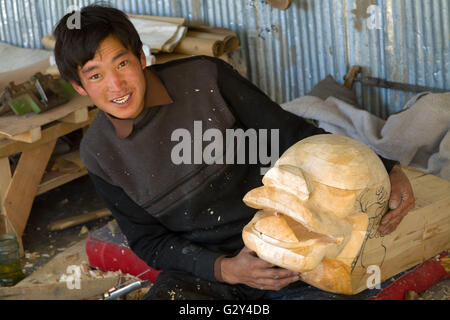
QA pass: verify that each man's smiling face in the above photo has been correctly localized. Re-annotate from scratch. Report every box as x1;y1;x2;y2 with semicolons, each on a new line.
71;34;147;119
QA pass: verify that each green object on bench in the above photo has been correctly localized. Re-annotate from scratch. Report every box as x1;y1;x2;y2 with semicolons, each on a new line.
0;72;75;116
9;93;42;115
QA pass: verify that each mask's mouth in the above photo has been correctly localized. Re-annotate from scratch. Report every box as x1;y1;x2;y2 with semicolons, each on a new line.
243;183;352;244
252;211;342;248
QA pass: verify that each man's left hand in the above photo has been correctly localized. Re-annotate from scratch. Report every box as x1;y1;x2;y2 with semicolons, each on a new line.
378;165;415;235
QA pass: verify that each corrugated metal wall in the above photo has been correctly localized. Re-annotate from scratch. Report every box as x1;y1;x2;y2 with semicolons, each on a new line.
0;0;449;118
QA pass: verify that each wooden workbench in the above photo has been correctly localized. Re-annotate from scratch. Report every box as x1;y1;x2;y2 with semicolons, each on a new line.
0;59;97;252
0;101;96;250
0;59;96;250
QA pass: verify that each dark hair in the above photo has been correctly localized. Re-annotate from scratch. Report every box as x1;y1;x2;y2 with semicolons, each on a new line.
53;4;143;86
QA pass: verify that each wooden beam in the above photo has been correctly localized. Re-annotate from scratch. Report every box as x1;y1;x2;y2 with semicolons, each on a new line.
37;167;87;196
59;107;89;124
2;139;57;237
0;108;98;158
127;14;186;26
348;166;450;293
0;127;42;143
48;208;112;231
0;156;12;234
0;277;119;300
0;95;93;138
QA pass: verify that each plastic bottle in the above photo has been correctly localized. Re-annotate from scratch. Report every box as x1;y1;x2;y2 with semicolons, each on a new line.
0;234;25;287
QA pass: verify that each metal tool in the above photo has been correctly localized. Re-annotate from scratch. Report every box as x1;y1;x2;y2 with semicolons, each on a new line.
102;279;150;300
354;76;447;93
102;268;152;300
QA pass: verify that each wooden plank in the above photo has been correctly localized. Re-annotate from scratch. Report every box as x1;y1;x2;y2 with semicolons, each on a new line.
174;36;224;57
0;108;98;158
127;13;186;26
37;167;88;196
0;58;51;90
0;94;93;138
0;157;11;204
155;53;193;64
0;156;12;234
0;156;22;252
400;164;427;180
36;150;87;195
0;277;119;300
2;139;57;237
56;150;86;169
0;127;41;143
59;106;89;124
350;167;450;293
48;208;112;231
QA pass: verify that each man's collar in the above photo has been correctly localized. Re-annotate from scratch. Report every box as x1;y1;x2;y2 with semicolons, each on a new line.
106;67;173;139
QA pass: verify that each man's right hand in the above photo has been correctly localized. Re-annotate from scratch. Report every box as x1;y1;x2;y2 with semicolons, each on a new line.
220;247;300;291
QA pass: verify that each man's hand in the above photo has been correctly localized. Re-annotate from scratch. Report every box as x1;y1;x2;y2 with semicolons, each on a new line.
378;165;415;235
220;247;300;291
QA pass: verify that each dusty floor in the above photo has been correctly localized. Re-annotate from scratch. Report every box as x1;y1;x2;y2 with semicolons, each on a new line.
20;174;113;275
17;169;450;300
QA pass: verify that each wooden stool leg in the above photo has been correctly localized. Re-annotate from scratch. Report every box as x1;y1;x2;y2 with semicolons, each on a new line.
0;156;12;234
2;139;56;251
0;156;24;254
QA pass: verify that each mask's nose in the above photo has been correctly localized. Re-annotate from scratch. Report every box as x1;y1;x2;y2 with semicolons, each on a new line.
262;165;311;201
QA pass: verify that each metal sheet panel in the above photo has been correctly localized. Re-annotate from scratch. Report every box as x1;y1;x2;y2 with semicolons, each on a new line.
0;0;448;117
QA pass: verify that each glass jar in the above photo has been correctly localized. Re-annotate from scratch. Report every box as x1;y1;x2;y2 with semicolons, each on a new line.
0;234;25;287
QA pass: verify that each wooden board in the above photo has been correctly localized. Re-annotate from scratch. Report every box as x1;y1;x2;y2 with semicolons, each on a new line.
37;167;88;196
127;14;186;26
0;108;98;158
0;156;12;234
0;58;51;90
37;150;88;196
0;277;119;300
349;166;450;293
48;208;112;231
0;95;93;143
2;139;56;237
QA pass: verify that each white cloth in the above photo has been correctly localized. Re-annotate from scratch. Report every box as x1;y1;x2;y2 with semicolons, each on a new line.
281;92;450;180
129;18;186;53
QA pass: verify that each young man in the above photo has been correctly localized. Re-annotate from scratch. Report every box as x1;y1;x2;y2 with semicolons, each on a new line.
53;5;414;299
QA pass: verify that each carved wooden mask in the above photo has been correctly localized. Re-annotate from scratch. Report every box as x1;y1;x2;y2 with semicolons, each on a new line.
242;134;391;280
